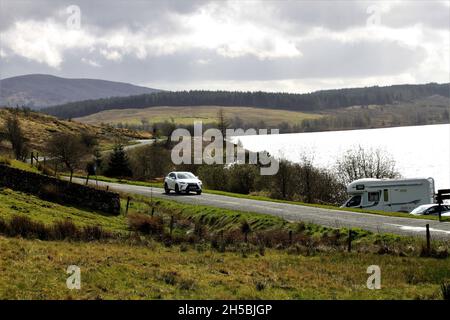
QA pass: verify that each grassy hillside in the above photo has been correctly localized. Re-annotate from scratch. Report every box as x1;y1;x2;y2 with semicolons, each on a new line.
75;106;323;126
1;164;449;300
0;108;150;153
2;235;449;300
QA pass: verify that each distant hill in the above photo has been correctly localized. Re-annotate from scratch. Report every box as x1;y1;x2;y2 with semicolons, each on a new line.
0;74;160;109
42;82;450;119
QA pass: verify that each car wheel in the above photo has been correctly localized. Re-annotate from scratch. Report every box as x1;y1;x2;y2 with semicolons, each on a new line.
175;184;181;194
164;183;170;194
196;190;202;195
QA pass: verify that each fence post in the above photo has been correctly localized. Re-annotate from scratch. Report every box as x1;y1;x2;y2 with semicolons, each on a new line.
169;215;174;236
347;229;352;252
426;224;431;255
289;230;293;245
125;196;131;215
30;152;33;166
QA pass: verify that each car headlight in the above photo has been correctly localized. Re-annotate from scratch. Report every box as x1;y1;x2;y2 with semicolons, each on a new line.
179;182;187;185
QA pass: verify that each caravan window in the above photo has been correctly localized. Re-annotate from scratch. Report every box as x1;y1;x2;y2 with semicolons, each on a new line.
368;192;380;202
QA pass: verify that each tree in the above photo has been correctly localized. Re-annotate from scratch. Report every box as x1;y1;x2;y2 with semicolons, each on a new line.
129;143;171;180
46;133;87;181
85;161;96;185
241;220;251;243
105;144;132;178
4;114;28;160
335;147;400;185
217;108;230;137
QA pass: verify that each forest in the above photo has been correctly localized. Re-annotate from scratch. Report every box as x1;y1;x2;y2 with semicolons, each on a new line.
42;83;450;119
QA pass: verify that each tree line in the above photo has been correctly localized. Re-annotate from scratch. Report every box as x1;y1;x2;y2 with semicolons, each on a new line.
42;83;450;119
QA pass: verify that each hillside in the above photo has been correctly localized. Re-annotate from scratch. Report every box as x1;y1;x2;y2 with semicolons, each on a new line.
0;74;160;109
0;108;149;153
42;83;450;119
75;105;323;126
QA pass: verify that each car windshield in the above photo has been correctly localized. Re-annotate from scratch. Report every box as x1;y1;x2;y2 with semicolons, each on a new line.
411;206;428;214
177;173;195;179
345;195;361;207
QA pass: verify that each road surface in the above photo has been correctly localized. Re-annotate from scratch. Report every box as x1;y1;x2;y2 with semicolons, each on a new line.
71;177;450;239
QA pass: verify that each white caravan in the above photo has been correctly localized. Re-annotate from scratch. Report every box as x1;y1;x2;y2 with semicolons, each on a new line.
341;178;435;212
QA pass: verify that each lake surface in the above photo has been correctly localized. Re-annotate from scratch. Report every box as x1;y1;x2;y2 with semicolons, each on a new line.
235;124;450;190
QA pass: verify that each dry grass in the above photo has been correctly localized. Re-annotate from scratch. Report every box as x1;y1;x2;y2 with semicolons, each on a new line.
0;235;449;300
0;108;149;153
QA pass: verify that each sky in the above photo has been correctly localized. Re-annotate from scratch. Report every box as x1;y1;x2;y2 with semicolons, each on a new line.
0;0;449;93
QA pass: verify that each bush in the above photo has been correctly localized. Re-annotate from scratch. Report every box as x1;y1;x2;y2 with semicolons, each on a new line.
128;213;164;236
8;215;49;240
0;156;12;166
0;215;112;242
52;219;79;240
441;282;450;300
81;225;110;241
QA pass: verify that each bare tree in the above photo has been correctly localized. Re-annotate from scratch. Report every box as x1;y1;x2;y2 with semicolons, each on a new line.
46;133;87;181
335;146;400;185
4;114;28;160
217;108;230;137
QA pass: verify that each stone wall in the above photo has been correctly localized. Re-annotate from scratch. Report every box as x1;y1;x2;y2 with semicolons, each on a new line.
0;164;120;215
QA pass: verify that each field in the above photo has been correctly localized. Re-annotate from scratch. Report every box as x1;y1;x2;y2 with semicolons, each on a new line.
2;235;449;300
74;106;323;126
1;184;450;300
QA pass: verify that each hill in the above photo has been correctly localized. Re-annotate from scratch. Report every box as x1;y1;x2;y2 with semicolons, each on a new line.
42;83;450;119
0;108;149;153
74;105;323;127
0;74;160;109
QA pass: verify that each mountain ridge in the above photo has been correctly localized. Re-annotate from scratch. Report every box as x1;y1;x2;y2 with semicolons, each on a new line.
0;74;160;109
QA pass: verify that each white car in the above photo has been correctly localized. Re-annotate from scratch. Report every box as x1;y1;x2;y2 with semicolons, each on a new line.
410;204;450;216
164;171;203;195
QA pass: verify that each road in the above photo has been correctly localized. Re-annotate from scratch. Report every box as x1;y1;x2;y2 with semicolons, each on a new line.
71;177;450;239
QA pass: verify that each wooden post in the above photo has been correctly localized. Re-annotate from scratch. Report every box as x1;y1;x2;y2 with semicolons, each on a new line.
169;215;174;236
151;207;155;217
347;229;352;252
289;230;293;245
426;224;431;256
30;152;33;166
125;196;131;215
106;185;109;191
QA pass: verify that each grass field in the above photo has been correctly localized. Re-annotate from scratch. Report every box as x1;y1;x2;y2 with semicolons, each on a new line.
74;106;323;126
1;235;449;300
1;184;450;299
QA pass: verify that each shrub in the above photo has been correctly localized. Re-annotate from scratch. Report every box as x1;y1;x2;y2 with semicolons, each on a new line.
8;215;50;240
178;278;196;291
160;271;177;285
82;225;110;241
52;219;80;240
0;156;12;166
441;282;450;300
128;213;164;236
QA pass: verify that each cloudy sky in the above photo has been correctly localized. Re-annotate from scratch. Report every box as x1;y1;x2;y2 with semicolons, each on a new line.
0;0;449;92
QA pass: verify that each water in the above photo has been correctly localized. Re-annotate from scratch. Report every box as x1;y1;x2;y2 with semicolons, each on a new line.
234;124;450;191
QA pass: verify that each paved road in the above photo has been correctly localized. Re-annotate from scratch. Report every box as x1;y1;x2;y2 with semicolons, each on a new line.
71;177;450;239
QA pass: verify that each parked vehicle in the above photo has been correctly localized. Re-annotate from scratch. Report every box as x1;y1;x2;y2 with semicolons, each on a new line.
341;178;435;212
410;204;450;216
164;171;203;195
